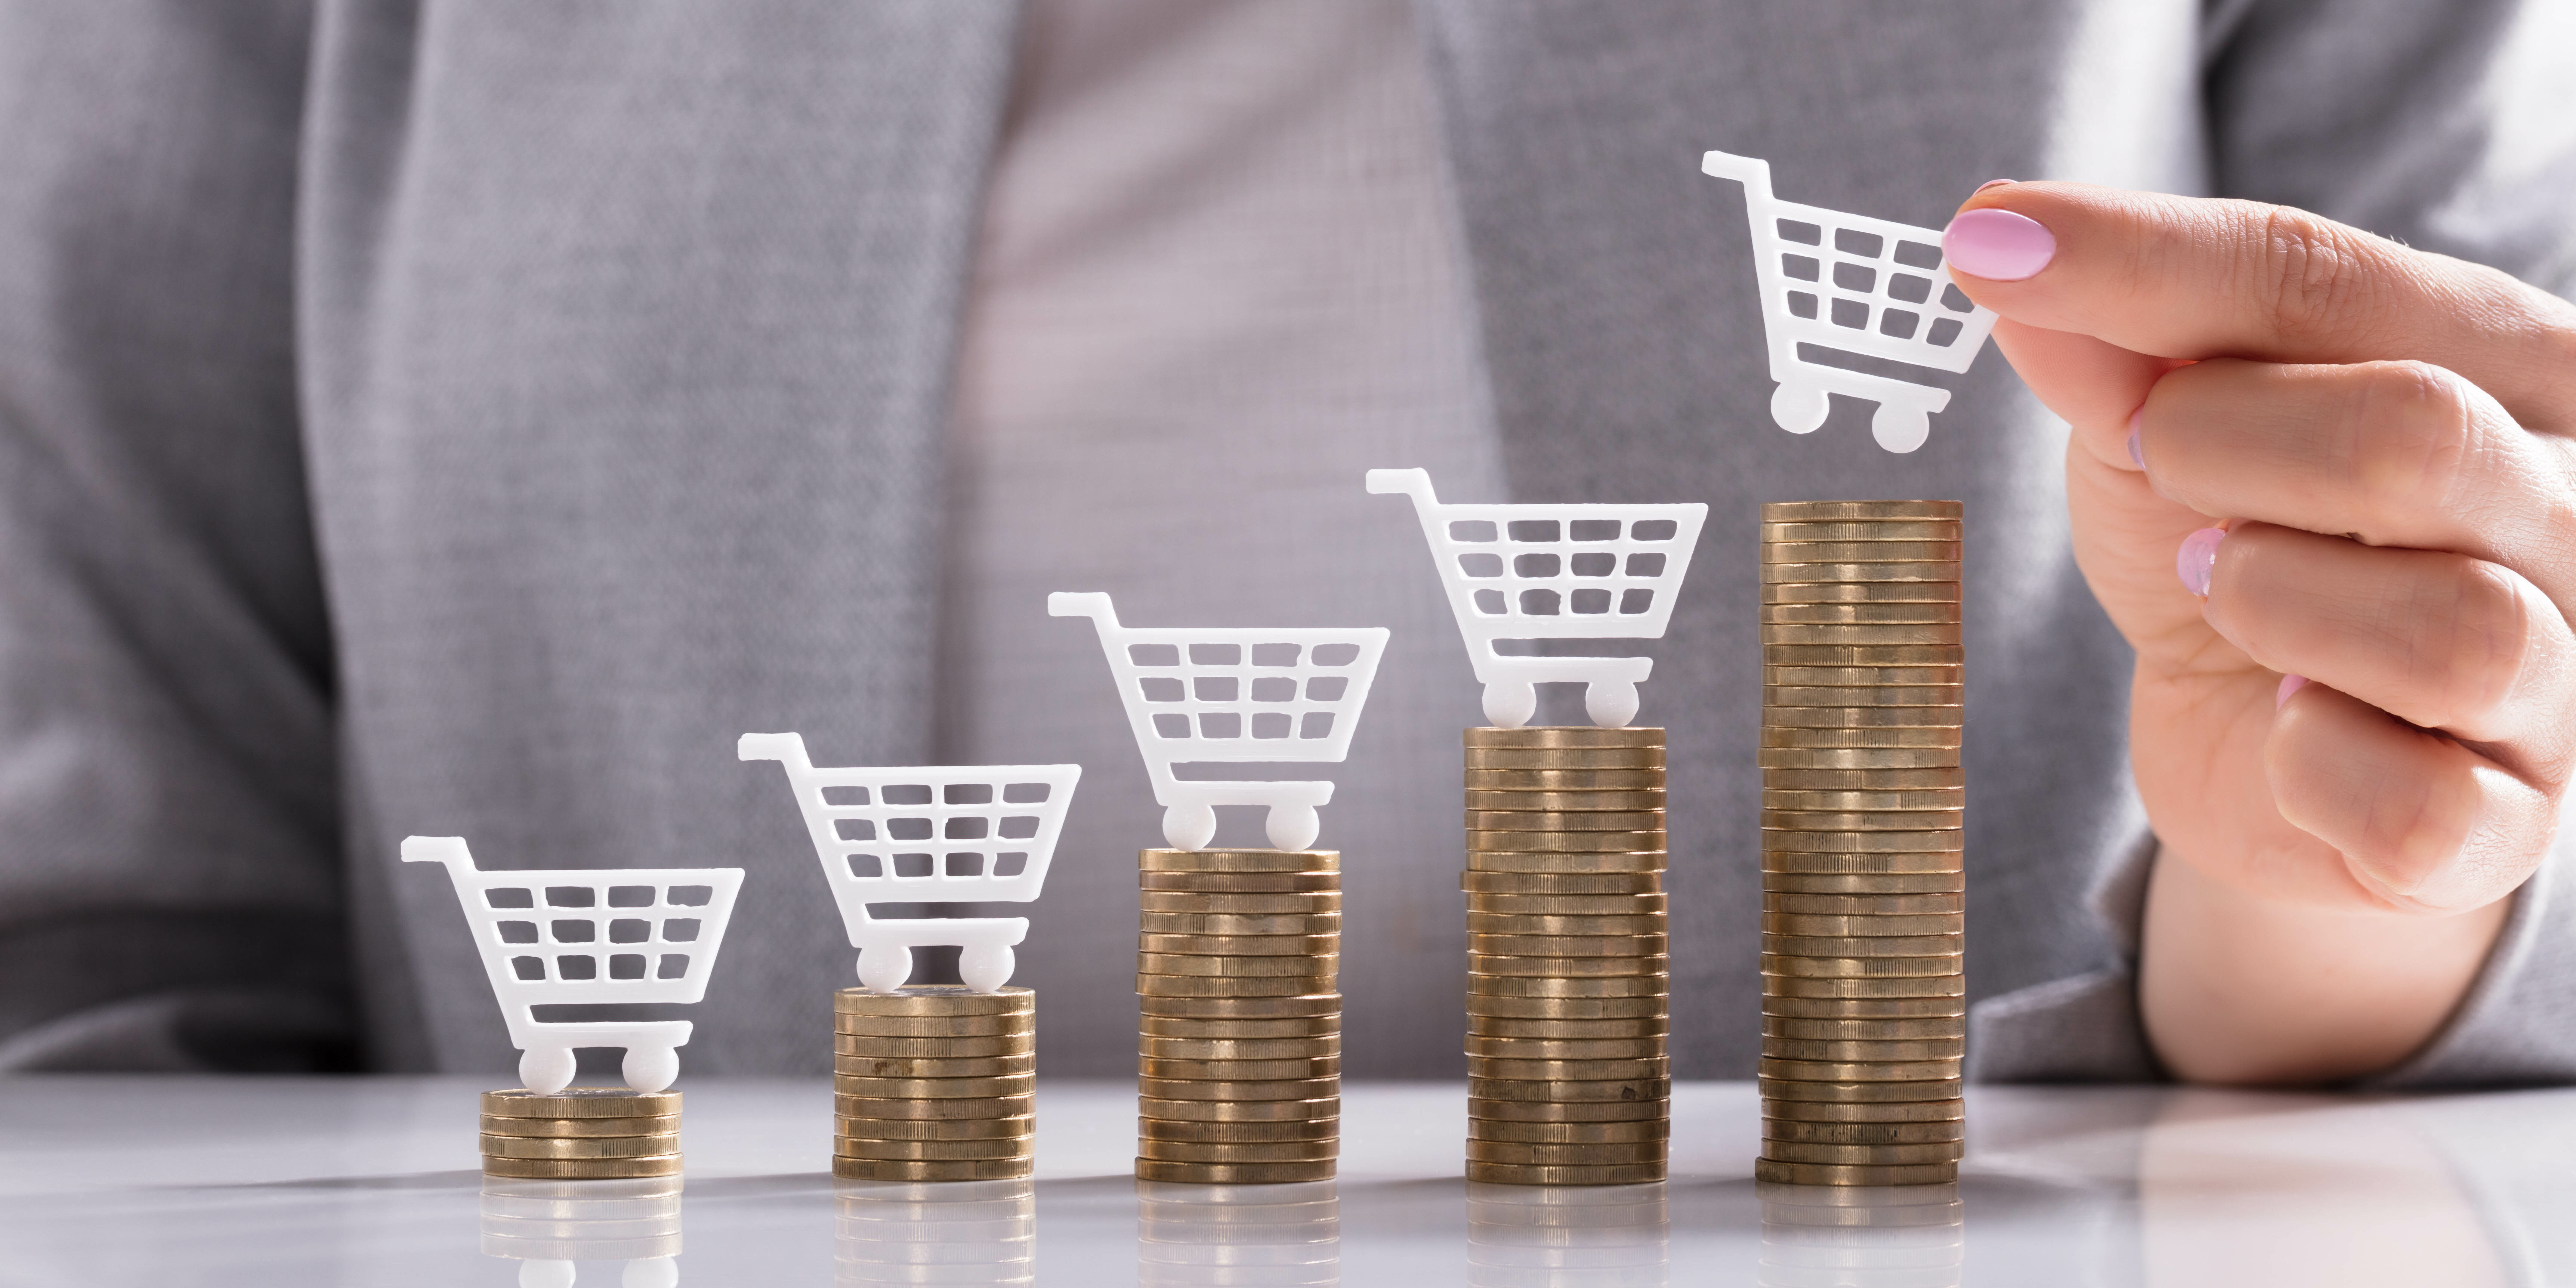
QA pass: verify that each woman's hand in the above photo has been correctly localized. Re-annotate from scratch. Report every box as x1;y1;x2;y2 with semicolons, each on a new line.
1940;184;2576;1083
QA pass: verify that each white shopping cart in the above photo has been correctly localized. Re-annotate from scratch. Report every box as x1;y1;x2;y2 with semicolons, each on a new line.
1367;468;1705;729
738;732;1079;994
1701;149;2001;453
404;837;743;1095
1049;591;1388;852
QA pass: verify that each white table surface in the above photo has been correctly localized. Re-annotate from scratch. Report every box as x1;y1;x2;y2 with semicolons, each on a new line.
2;1076;2568;1286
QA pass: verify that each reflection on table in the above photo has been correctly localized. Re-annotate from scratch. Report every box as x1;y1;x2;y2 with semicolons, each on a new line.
478;1175;682;1288
1756;1180;1962;1288
1137;1179;1341;1286
1465;1181;1669;1287
834;1176;1036;1285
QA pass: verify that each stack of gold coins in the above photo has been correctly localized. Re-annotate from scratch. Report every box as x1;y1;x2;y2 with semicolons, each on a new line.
1137;1180;1341;1287
834;1177;1035;1286
480;1088;682;1180
1463;726;1670;1186
1757;499;1966;1187
1758;1181;1963;1287
1136;847;1342;1185
833;986;1036;1182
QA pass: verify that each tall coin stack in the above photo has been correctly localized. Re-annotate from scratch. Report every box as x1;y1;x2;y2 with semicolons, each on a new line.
1137;847;1343;1185
1463;725;1671;1186
833;986;1037;1182
1757;499;1966;1187
480;1088;683;1180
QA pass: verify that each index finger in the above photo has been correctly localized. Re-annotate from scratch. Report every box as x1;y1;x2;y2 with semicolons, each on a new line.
1939;184;2576;431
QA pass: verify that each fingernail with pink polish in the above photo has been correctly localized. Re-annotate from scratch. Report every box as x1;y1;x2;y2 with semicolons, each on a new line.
1942;208;2056;281
2126;408;2145;470
2275;674;2307;708
1975;178;2016;193
2176;527;2225;597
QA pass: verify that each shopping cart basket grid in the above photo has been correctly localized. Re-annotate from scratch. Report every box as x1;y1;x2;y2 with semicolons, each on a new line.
740;732;1079;993
1702;149;2000;453
403;836;743;1094
1049;591;1388;852
1369;468;1705;729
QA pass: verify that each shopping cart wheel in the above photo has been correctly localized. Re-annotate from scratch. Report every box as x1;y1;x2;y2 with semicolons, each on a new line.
1870;402;1932;453
622;1256;679;1288
519;1260;576;1288
1162;804;1219;851
860;946;916;993
1583;681;1640;729
1264;804;1320;853
622;1044;680;1094
519;1045;577;1096
1770;381;1830;434
960;945;1016;993
1481;681;1538;729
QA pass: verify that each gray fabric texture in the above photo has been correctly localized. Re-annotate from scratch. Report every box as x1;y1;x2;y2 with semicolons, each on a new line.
1;0;2571;1081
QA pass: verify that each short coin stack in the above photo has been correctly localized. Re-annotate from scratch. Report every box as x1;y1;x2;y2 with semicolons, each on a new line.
833;986;1037;1182
1757;499;1966;1187
480;1088;682;1180
1463;725;1671;1186
1137;847;1343;1185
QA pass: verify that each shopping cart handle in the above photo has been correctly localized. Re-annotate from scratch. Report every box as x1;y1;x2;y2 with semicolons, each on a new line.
400;835;473;870
738;731;806;764
1047;591;1117;624
1363;468;1434;499
1699;150;1772;196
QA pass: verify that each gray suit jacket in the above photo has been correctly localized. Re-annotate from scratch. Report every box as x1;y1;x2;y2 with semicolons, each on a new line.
2;0;2571;1081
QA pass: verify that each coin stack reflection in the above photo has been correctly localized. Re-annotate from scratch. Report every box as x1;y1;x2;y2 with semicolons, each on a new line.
1757;1181;1963;1288
481;1088;683;1181
834;1177;1036;1286
480;1175;683;1287
1137;1180;1341;1287
1464;726;1670;1186
1467;1181;1670;1288
833;986;1037;1182
1757;500;1966;1187
1137;848;1342;1185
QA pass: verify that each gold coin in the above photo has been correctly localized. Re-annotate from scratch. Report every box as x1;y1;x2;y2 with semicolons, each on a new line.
1467;1056;1670;1082
1764;810;1965;832
1133;1158;1336;1185
1464;1036;1663;1061
1466;912;1664;936
1142;848;1341;874
1765;693;1963;717
1764;645;1965;667
1759;739;1962;764
833;1033;1035;1058
1465;1139;1667;1166
1762;933;1964;958
1766;891;1963;916
1763;994;1966;1020
1461;869;1663;896
1763;1016;1963;1041
1139;1095;1340;1123
1763;725;1967;751
1762;912;1960;937
832;1053;1034;1079
1465;726;1666;749
1762;973;1964;1000
1762;790;1965;813
1137;992;1341;1019
1469;932;1667;959
1467;809;1666;833
1138;1055;1341;1081
834;1093;1034;1120
1759;1075;1964;1104
1765;664;1966;687
1760;625;1966;649
1764;580;1963;605
1140;1035;1342;1061
1135;973;1337;999
1136;1076;1340;1102
1762;1139;1963;1166
1139;1116;1340;1143
832;1157;1033;1183
1763;705;1965;729
1135;1137;1338;1163
1760;500;1962;522
1764;540;1963;564
1762;829;1964;854
478;1113;680;1139
1463;789;1667;812
835;1012;1031;1038
833;987;1034;1017
1469;954;1669;979
1762;1097;1963;1123
830;1114;1035;1141
1469;971;1669;998
1467;891;1666;916
1138;931;1340;957
480;1133;678;1160
1765;872;1966;897
1464;747;1665;769
834;1135;1034;1162
1760;852;1963;875
1468;850;1665;875
1752;1159;1956;1186
1139;911;1342;937
1465;768;1666;791
1470;1117;1669;1144
1469;1096;1669;1123
1762;1036;1965;1062
1468;1076;1671;1104
1764;766;1964;790
1759;954;1959;980
831;1073;1036;1099
1757;1057;1963;1083
1139;1015;1341;1040
482;1154;682;1180
1469;1014;1667;1039
1762;559;1960;583
1136;952;1336;978
482;1089;681;1119
1138;870;1340;894
1760;601;1961;625
1761;519;1962;542
1139;891;1342;915
1469;829;1669;853
1462;1161;1666;1186
1465;995;1666;1023
1765;1118;1964;1145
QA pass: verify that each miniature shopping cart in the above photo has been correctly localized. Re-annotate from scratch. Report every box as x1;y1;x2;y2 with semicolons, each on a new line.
739;732;1080;994
403;837;743;1095
1701;149;2001;453
1368;468;1705;729
1050;591;1388;852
